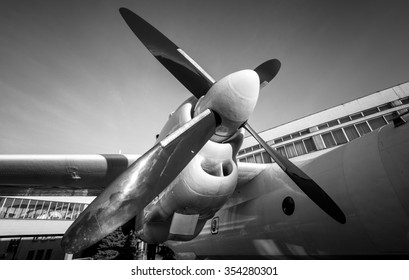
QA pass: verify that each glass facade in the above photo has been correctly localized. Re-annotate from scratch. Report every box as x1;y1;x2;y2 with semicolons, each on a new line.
238;95;409;164
321;132;336;148
0;197;88;220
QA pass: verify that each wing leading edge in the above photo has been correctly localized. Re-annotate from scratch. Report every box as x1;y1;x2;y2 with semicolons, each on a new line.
0;154;139;196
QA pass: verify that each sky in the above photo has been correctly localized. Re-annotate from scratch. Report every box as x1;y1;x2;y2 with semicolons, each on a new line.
1;0;409;155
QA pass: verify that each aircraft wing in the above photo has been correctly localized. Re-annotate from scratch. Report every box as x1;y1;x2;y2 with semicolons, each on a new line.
0;152;268;196
0;154;139;196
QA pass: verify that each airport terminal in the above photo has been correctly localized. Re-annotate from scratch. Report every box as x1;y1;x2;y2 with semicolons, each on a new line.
1;81;408;260
238;81;409;163
0;196;92;260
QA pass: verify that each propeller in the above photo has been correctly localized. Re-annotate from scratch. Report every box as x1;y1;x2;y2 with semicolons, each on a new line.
243;122;346;224
62;109;219;253
254;59;281;89
63;8;345;253
119;7;215;99
118;8;345;224
119;8;281;96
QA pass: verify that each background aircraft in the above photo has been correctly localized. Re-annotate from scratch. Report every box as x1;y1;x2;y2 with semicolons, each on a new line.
1;5;409;259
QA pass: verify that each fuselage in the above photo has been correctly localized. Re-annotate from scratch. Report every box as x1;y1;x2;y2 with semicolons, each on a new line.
167;117;409;259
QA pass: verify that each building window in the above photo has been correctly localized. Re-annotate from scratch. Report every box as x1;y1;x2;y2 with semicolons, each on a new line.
33;200;41;218
339;116;351;124
21;199;31;219
71;204;80;220
26;200;37;219
14;199;24;219
26;250;35;260
6;198;19;219
401;97;409;104
384;113;396;123
282;135;291;141
343;125;360;141
44;249;53;260
246;155;255;163
368;117;387;130
285;143;297;158
294;140;307;156
250;145;260;151
321;132;336;148
262;152;272;163
48;201;56;213
303;138;317;153
38;201;50;219
318;123;329;130
328;120;339;127
300;129;309;136
1;198;14;218
275;138;283;144
378;103;392;111
254;153;263;163
362;107;379;116
35;249;44;260
312;135;325;150
7;239;20;253
66;203;75;219
291;132;301;139
61;203;69;219
332;129;348;145
276;146;287;158
0;197;6;218
350;113;363;120
355;122;372;136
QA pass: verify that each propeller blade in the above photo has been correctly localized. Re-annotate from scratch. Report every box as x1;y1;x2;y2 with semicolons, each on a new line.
119;7;215;99
243;122;346;224
254;59;281;89
62;109;219;254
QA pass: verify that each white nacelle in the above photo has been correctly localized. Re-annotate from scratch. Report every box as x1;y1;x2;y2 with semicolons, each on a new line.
139;97;243;243
138;69;260;244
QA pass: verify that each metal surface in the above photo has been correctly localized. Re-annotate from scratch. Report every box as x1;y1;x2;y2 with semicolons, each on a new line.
169;122;409;258
61;109;217;253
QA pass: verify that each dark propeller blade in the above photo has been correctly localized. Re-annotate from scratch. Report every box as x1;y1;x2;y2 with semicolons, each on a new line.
62;109;219;254
254;59;281;89
243;122;346;224
119;7;215;99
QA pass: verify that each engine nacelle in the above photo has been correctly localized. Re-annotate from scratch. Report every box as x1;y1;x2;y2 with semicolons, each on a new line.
138;97;243;243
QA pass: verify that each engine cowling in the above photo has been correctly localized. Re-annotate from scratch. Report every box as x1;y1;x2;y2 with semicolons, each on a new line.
138;97;243;243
